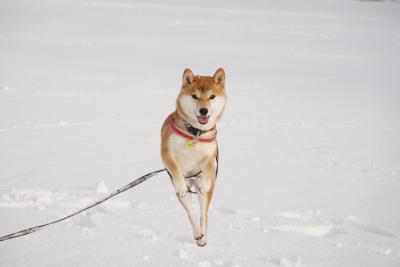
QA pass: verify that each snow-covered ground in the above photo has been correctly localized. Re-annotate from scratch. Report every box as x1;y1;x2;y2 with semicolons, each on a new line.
1;0;400;266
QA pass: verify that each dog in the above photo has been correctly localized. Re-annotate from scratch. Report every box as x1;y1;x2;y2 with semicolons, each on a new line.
160;68;227;247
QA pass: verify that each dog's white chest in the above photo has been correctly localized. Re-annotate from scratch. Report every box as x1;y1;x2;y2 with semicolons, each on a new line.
168;134;216;176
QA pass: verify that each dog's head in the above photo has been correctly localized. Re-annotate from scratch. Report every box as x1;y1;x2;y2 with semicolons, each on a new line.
176;68;227;130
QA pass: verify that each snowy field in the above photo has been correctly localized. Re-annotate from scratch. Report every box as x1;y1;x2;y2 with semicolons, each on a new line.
1;0;400;266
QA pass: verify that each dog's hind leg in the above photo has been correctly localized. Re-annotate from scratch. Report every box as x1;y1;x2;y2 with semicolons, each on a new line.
196;183;214;247
177;191;202;241
196;161;216;247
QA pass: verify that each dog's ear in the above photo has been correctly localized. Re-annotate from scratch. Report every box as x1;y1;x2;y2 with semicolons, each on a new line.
213;68;225;87
182;68;194;85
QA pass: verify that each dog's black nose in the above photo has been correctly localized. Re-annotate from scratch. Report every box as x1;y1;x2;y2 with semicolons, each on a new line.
199;108;208;116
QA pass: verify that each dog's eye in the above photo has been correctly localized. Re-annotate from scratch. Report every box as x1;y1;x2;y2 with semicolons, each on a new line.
192;95;199;100
209;95;216;100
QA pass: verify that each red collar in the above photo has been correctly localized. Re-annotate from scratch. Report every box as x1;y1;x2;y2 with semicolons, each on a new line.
169;120;216;143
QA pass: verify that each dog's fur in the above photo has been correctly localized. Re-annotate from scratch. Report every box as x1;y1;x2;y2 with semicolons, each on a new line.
160;68;227;247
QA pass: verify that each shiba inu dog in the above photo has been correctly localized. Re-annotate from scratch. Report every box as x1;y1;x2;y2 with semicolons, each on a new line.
161;68;227;247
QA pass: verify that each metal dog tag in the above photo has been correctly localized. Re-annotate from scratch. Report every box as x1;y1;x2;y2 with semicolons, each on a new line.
187;140;196;149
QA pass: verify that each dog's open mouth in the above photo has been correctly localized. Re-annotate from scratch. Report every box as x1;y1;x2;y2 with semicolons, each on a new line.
197;116;209;125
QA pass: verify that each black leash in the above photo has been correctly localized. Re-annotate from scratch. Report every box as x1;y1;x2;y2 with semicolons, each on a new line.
0;169;166;242
0;147;220;242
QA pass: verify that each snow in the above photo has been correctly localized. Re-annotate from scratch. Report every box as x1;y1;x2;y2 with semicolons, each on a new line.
1;0;400;266
95;181;109;193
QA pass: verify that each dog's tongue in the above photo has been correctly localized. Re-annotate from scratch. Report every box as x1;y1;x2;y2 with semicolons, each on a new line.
198;116;209;124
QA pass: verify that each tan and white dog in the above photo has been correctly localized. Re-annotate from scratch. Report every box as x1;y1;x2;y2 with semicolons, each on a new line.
160;68;227;247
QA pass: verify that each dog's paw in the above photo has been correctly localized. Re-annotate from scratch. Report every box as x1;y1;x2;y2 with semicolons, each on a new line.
194;233;204;241
194;230;204;241
174;181;188;198
196;236;207;247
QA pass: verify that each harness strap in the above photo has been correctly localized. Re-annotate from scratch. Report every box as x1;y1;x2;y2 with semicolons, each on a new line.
216;143;219;178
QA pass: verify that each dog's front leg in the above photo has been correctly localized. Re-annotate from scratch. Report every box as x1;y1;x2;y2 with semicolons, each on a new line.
162;151;188;197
